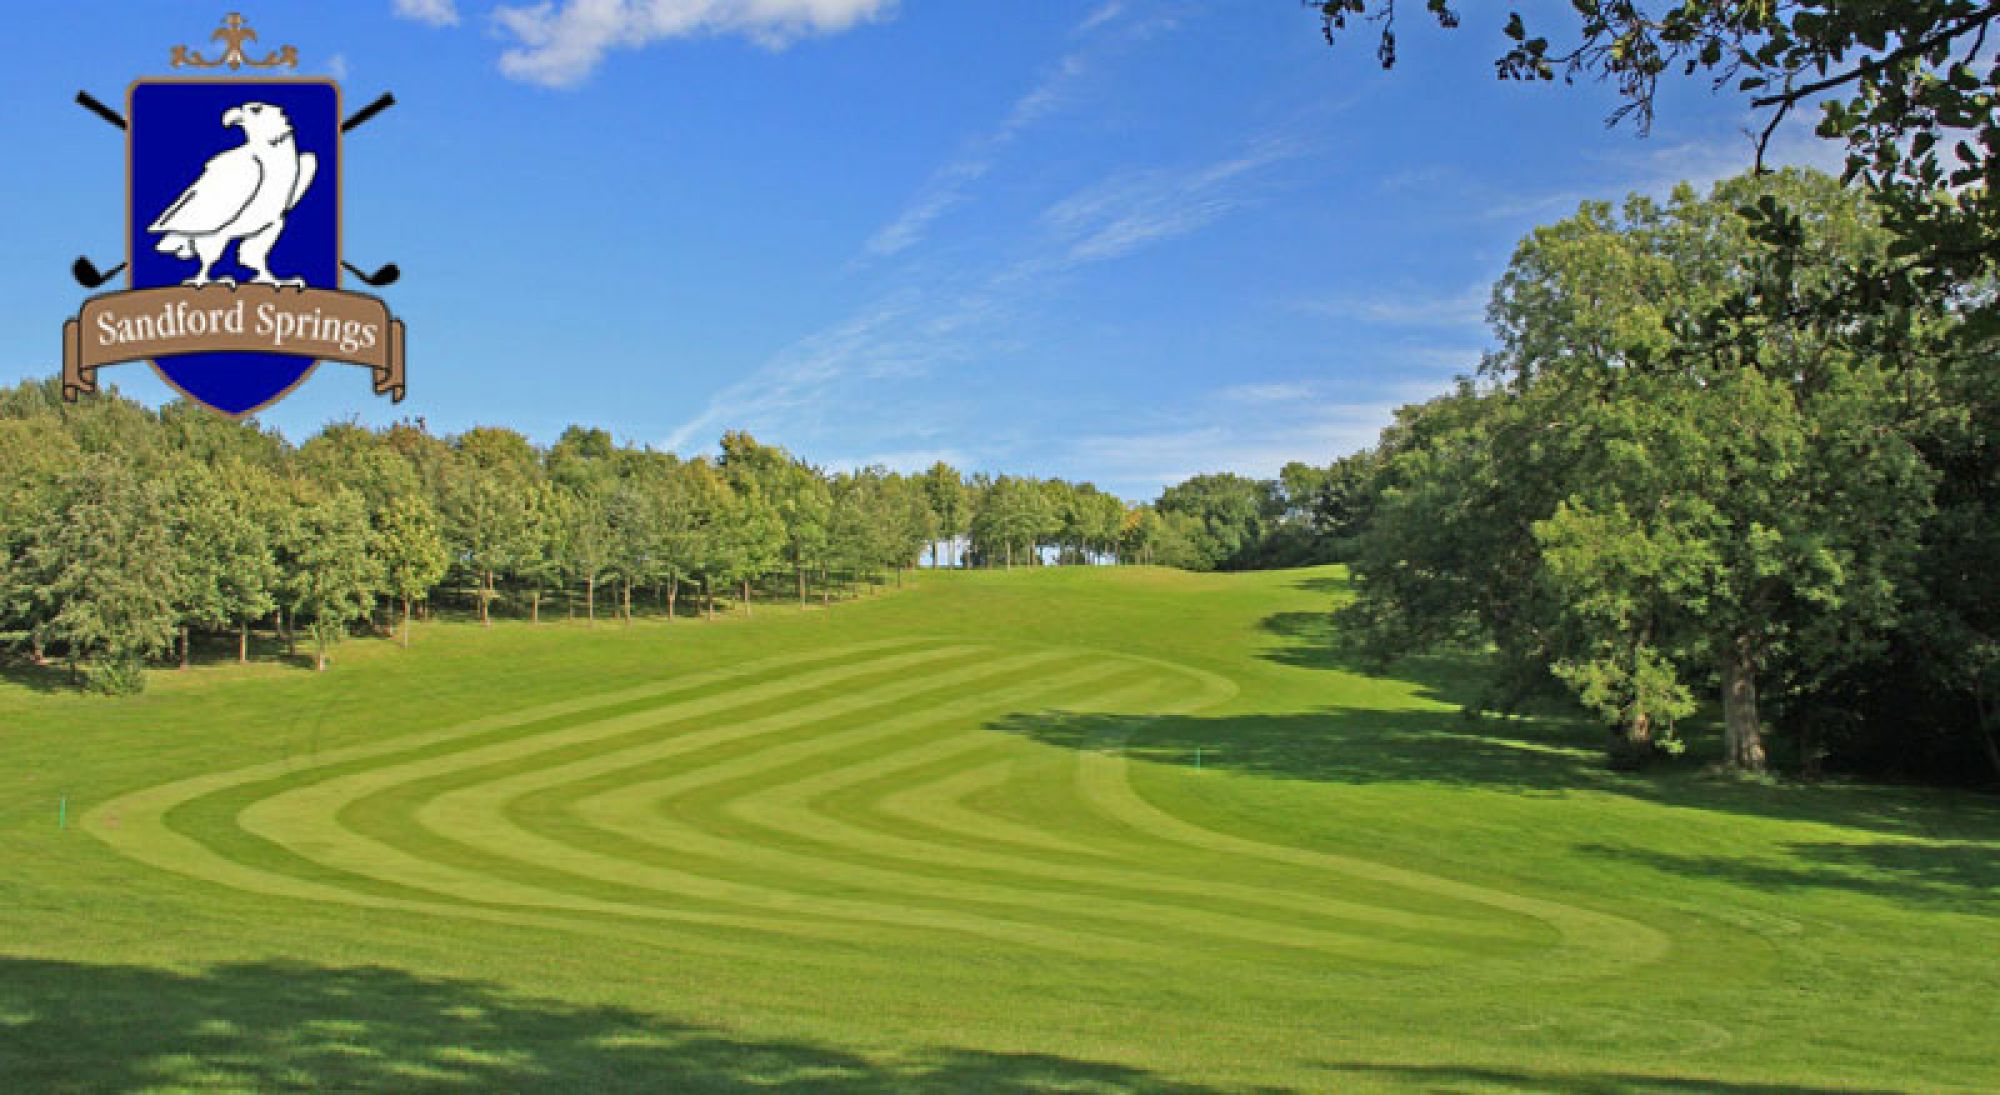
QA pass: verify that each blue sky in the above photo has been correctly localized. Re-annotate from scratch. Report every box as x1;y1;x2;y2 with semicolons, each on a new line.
0;1;1842;498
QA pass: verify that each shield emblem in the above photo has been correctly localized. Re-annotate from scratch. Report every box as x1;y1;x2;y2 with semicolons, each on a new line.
127;78;340;416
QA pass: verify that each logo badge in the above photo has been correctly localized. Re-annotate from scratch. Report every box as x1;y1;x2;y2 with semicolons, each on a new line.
62;14;406;417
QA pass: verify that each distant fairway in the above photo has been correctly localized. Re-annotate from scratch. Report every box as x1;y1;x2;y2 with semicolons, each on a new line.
4;566;1997;1092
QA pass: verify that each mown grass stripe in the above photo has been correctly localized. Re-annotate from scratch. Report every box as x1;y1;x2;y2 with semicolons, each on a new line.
404;658;1204;959
224;647;988;915
349;652;1084;913
1074;738;1674;977
223;650;1210;958
872;760;1112;859
700;690;1469;963
550;665;1471;965
833;748;1535;945
81;641;969;949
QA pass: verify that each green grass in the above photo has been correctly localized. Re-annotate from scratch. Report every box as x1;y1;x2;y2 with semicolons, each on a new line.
3;565;1997;1092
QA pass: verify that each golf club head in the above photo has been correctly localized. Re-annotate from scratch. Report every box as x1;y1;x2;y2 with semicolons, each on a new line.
72;257;108;289
343;261;402;287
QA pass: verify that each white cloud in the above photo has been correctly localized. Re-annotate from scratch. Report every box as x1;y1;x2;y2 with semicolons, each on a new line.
819;448;971;475
659;6;1331;494
393;0;460;27
326;53;351;80
864;156;993;260
1068;400;1397;494
1075;2;1124;36
660;295;919;452
493;0;897;87
1297;283;1489;328
1608;122;1850;198
1040;137;1298;264
863;49;1089;259
1218;381;1316;404
665;132;1303;468
859;3;1184;260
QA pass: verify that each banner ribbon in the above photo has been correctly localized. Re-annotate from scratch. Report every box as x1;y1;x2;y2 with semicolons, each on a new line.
63;285;405;404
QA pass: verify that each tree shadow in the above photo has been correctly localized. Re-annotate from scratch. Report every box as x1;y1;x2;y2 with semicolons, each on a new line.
0;658;77;694
990;701;2000;841
1284;572;1350;597
0;628;366;695
0;957;1219;1093
990;706;1607;795
1239;580;2000;839
1580;839;2000;917
1313;1060;1902;1094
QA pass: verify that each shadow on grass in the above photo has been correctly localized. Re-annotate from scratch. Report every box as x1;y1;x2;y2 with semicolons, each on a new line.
0;658;77;695
1;630;352;694
1226;574;2000;843
1580;840;2000;917
992;705;1600;794
1314;1060;1900;1094
0;958;1219;1093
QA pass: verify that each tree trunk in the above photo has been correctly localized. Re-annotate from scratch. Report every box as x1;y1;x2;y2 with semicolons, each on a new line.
1005;542;1013;570
282;609;296;657
622;579;632;624
704;584;714;621
179;626;189;670
822;567;830;608
402;596;413;648
239;620;249;663
1974;688;2000;782
1608;710;1653;770
666;578;678;621
1721;640;1767;772
586;574;597;626
742;580;753;617
531;590;541;625
481;569;493;626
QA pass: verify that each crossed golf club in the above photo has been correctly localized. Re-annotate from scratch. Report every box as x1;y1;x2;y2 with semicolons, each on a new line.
70;90;401;290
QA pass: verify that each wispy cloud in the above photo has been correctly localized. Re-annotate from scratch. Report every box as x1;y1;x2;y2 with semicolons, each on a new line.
491;0;898;87
1218;381;1315;404
326;53;351;81
1041;136;1300;264
1075;2;1125;36
1609;123;1850;194
392;0;460;28
1067;398;1398;495
1296;283;1489;328
659;4;1323;494
1487;116;1853;222
665;128;1300;468
818;448;972;475
862;6;1137;260
661;295;920;452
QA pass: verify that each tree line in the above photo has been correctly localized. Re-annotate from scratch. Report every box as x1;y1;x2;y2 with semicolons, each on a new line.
1298;2;2000;784
1318;169;1999;783
0;384;1354;693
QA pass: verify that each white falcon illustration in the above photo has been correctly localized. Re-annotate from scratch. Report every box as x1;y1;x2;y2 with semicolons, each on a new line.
148;101;318;289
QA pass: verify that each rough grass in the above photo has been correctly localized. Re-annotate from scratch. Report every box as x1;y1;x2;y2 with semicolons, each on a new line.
2;565;1997;1093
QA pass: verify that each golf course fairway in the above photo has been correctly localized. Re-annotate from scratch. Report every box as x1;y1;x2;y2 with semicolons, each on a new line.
3;565;1995;1092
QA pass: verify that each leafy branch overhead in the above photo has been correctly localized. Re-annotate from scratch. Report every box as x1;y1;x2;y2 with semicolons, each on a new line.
1309;1;2000;279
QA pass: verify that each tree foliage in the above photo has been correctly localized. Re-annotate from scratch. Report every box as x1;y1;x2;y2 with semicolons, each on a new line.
1342;169;1967;775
